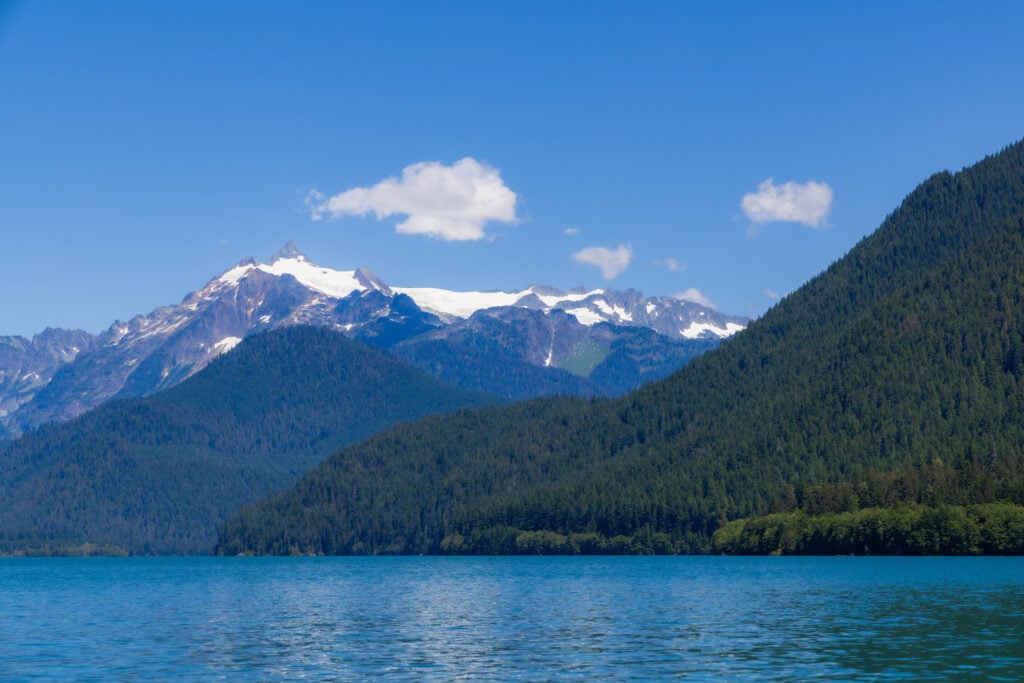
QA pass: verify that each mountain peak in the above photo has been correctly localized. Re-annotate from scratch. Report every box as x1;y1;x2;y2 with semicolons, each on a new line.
269;241;307;264
527;284;566;297
354;266;392;295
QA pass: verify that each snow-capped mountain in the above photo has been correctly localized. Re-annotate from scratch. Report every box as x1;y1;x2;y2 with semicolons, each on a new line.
0;242;748;438
214;242;746;339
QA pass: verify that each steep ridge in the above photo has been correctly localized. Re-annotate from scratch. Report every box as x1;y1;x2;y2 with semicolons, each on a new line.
216;139;1024;555
0;326;498;554
0;328;95;426
0;243;746;438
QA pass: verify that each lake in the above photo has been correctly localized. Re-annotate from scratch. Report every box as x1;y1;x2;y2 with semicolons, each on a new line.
1;556;1022;681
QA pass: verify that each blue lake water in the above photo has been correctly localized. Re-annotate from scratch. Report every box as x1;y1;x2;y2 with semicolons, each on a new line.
1;556;1023;681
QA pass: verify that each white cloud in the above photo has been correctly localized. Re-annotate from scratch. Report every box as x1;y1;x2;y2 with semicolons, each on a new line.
564;227;580;237
674;288;715;309
572;244;633;280
656;257;687;272
306;157;517;241
764;288;781;301
741;178;833;230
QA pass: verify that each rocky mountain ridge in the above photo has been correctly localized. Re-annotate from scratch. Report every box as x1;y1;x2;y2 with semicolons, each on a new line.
0;243;747;438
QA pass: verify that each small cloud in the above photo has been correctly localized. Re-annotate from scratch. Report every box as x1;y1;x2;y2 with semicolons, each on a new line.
306;157;518;241
764;288;780;301
656;257;687;272
564;227;580;237
674;288;715;309
741;178;833;231
572;244;633;280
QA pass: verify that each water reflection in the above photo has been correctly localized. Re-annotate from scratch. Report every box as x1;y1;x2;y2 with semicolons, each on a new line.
2;557;1024;681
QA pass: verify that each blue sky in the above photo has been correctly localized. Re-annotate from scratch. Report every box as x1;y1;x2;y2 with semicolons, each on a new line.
2;1;1023;337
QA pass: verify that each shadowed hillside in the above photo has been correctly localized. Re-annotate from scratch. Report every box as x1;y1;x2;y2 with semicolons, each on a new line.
0;326;498;554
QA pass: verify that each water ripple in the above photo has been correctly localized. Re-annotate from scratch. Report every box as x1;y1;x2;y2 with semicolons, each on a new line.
2;556;1023;681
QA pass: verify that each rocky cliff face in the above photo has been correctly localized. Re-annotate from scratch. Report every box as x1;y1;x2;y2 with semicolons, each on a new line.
0;328;96;426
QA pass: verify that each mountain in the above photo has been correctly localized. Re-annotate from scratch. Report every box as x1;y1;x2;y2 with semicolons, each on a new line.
0;328;96;426
388;307;721;399
0;326;498;555
216;139;1024;556
0;241;746;438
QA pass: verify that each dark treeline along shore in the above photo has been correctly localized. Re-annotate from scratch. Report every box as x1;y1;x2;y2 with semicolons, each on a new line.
217;140;1024;556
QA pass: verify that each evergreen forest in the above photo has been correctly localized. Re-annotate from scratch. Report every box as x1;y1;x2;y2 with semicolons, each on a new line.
0;326;497;554
217;139;1024;556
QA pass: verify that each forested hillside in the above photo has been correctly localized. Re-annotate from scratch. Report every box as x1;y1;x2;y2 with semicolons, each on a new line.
0;326;498;554
218;139;1024;555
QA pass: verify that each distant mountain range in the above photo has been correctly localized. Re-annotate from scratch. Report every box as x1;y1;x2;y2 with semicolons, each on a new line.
0;242;746;438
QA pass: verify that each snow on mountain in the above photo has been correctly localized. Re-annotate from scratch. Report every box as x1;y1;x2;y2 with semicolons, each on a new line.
392;287;525;320
214;336;243;354
391;285;603;324
681;320;747;339
211;243;747;338
0;242;749;438
217;246;373;300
